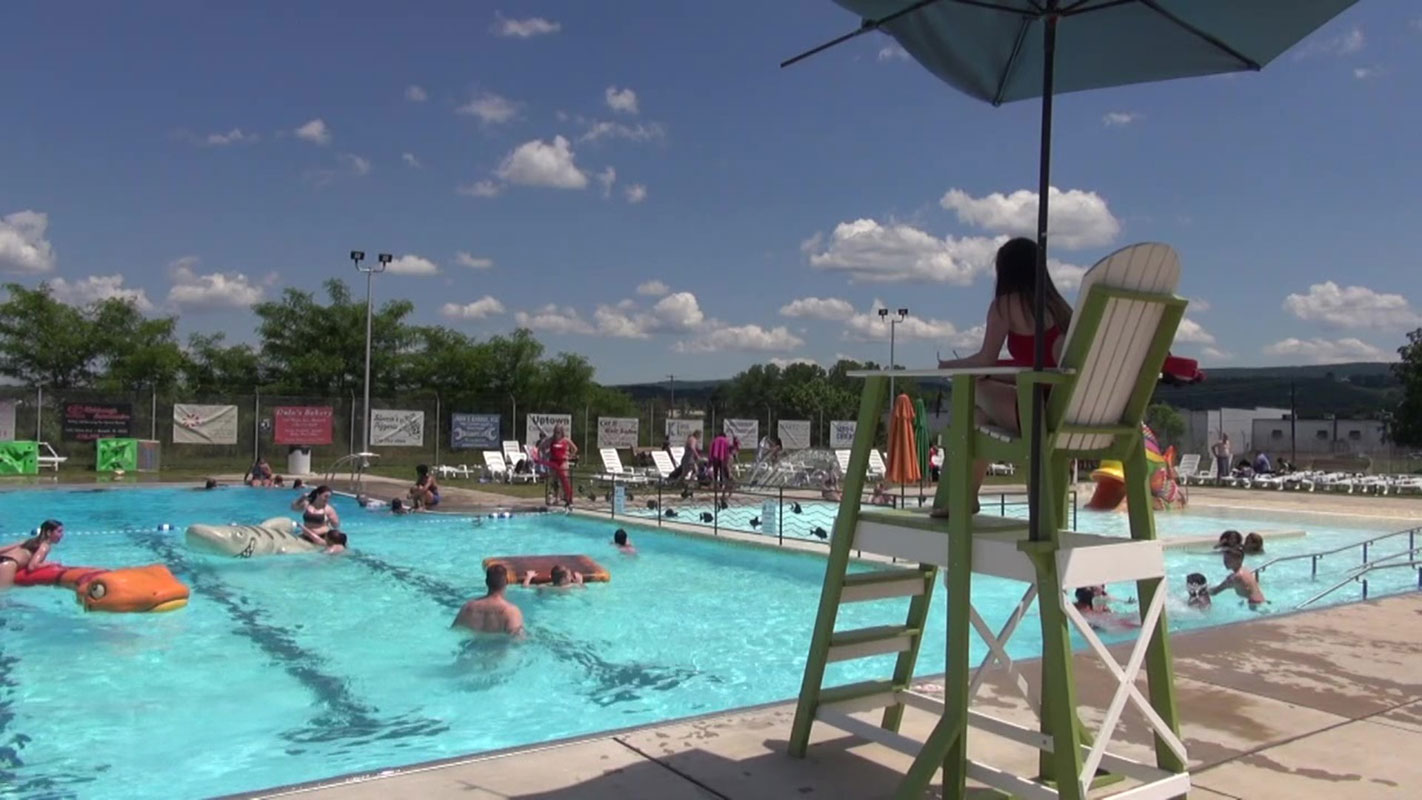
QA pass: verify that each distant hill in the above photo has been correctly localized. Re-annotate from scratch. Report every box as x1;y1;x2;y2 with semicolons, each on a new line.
613;362;1400;419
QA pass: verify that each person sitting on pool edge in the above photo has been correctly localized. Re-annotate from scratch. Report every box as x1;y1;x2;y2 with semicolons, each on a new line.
613;528;636;555
0;520;63;589
1210;547;1267;610
409;464;440;510
1185;573;1211;610
523;565;584;591
452;564;526;639
245;458;274;487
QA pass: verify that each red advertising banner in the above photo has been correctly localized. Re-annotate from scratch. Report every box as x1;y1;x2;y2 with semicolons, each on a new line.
273;406;333;445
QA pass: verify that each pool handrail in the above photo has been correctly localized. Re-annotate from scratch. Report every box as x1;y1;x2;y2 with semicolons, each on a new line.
1253;524;1422;580
1296;555;1422;610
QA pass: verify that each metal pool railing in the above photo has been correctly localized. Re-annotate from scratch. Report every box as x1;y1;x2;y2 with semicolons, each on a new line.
1253;524;1421;580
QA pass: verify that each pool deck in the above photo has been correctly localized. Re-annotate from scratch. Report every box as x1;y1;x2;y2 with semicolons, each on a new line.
258;591;1422;800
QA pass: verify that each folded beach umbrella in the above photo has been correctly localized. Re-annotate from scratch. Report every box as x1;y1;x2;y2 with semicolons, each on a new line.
886;393;922;485
913;396;931;477
785;0;1359;539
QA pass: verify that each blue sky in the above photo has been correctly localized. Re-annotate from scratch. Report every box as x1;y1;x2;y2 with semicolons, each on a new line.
2;1;1419;385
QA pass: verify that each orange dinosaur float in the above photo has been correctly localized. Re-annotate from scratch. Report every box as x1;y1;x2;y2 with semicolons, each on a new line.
14;562;189;613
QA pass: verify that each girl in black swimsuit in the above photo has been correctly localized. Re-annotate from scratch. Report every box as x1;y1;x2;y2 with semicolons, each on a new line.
290;485;341;546
0;520;63;588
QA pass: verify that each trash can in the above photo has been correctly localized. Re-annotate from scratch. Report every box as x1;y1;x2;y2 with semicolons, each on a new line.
287;445;312;476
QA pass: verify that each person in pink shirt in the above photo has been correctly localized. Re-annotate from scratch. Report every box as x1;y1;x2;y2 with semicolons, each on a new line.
708;430;735;503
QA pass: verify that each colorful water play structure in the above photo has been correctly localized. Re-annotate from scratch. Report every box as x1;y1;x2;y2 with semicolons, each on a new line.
483;554;610;584
15;563;189;612
1087;423;1188;511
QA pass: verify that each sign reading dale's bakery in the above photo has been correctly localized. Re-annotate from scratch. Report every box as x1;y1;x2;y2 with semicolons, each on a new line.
62;403;134;441
273;406;333;445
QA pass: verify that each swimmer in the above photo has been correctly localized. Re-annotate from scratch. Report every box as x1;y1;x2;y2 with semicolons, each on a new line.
1210;547;1267;609
409;464;440;510
291;485;341;544
293;478;305;490
1071;585;1140;630
390;498;411;515
245;458;274;487
452;564;526;638
613;528;636;555
1214;529;1243;550
1243;532;1265;555
0;520;63;589
202;478;218;490
322;531;348;555
1186;573;1211;609
524;565;584;591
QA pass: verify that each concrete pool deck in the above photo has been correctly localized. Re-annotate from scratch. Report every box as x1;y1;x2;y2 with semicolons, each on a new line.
259;591;1422;800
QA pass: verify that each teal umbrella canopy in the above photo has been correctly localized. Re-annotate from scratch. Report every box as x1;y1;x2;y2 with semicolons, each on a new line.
825;1;1360;105
913;397;931;476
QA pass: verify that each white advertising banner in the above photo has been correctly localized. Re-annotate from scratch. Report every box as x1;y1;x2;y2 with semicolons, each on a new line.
526;413;572;445
0;399;15;441
598;417;639;449
665;418;703;443
723;418;758;446
371;409;425;447
778;419;812;450
829;420;857;449
172;403;239;445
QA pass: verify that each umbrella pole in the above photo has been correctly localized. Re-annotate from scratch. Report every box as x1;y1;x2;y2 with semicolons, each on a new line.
1028;3;1059;545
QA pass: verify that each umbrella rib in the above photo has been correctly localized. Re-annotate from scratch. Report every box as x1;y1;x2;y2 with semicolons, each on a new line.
780;0;947;69
992;16;1035;106
1062;0;1134;14
1137;0;1262;70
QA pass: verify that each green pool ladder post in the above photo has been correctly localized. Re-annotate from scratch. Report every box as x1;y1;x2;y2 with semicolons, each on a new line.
788;375;940;759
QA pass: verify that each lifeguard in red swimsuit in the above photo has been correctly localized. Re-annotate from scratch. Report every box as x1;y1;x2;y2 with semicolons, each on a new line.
545;424;578;507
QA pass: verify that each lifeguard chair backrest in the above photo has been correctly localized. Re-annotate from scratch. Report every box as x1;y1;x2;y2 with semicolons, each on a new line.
1050;243;1186;457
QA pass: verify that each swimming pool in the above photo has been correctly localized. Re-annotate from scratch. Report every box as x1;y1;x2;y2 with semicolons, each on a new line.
0;486;1414;799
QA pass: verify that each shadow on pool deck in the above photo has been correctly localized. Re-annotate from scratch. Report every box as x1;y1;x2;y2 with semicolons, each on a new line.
258;591;1422;800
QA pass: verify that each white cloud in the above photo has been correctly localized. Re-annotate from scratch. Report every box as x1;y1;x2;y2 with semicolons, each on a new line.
1201;347;1232;361
877;44;909;61
294;118;331;145
804;219;1001;284
385;254;439;276
940;186;1121;249
167;257;264;309
1283;281;1421;329
624;183;648;204
441;296;505;320
1188;297;1212;313
1174;318;1216;345
0;210;57;274
1295;26;1364;59
1048;259;1087;291
1263;337;1389;364
636;280;669;297
675;324;805;354
595;166;617;198
493;14;560;38
514;304;595;335
578;120;667;143
844;304;981;348
457;180;503;198
780;297;855;320
401;152;422;168
1353;66;1381;80
456;92;519;124
455;252;494;269
1102;112;1139;127
48;274;153;311
770;357;819;368
203;128;256;146
339;153;371;176
404;85;428;102
605;86;639;114
495;136;588;189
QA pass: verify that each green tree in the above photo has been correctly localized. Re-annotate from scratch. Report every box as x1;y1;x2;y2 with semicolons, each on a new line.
1391;328;1422;447
1144;403;1186;449
0;283;101;388
91;299;188;391
183;333;261;395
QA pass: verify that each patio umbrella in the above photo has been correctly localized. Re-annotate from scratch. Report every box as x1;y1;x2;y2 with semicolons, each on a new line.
886;393;922;484
913;396;931;477
784;0;1358;539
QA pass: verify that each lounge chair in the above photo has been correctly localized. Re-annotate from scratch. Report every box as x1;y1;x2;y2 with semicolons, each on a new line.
835;449;852;475
482;451;509;482
1173;453;1200;484
37;441;67;472
502;441;527;472
435;464;471;479
595;447;648;484
867;449;887;479
649;450;677;480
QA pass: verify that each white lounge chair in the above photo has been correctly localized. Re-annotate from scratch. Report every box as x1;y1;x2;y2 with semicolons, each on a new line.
835;449;852;475
867;449;888;479
435;463;471;479
650;450;677;480
482;450;509;482
1174;453;1200;484
37;441;67;472
670;446;686;466
502;441;527;471
596;447;648;484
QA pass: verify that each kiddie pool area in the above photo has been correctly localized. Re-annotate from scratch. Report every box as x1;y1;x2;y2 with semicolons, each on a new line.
0;485;1415;799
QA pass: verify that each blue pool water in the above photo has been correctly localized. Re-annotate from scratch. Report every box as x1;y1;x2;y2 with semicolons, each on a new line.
0;486;1414;799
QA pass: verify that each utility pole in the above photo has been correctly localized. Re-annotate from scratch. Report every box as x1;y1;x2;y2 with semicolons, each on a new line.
1290;381;1297;465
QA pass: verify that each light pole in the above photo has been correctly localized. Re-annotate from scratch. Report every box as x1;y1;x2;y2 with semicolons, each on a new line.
666;374;676;435
879;307;909;400
351;250;390;454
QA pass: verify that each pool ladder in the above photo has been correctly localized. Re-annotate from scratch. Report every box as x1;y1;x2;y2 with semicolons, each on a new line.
1252;524;1422;609
326;451;380;496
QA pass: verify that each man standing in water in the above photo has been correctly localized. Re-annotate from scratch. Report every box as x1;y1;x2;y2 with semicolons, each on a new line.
452;565;526;638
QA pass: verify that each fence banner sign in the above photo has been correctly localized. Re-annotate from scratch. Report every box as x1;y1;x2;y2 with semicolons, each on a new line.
173;404;239;445
62;402;134;442
273;406;333;445
723;418;758;446
525;413;572;444
598;417;639;449
372;409;424;447
829;420;857;449
450;413;500;450
0;399;15;441
666;418;703;443
778;419;812;450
